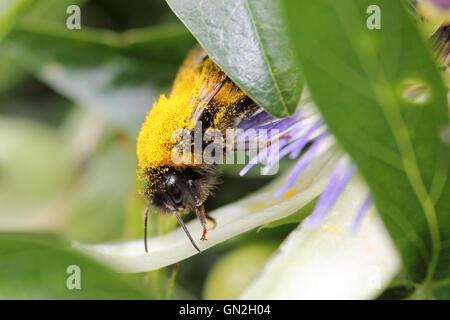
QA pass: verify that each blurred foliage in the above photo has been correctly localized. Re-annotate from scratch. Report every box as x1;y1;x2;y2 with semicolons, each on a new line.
203;242;278;299
0;235;153;299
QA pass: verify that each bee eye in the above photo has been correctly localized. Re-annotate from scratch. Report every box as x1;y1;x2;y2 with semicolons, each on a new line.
170;186;183;205
166;179;183;206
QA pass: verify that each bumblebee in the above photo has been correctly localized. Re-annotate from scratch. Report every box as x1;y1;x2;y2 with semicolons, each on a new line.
137;46;257;252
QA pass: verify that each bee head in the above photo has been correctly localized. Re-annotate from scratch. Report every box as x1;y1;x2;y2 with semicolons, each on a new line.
146;166;213;213
143;166;217;253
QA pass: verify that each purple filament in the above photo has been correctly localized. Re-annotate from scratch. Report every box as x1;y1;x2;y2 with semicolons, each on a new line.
306;163;355;227
288;121;323;160
239;129;280;176
351;194;373;235
430;0;450;10
239;111;272;130
239;105;374;234
274;133;327;198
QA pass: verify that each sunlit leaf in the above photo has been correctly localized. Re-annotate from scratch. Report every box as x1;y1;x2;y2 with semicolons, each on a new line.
283;0;450;297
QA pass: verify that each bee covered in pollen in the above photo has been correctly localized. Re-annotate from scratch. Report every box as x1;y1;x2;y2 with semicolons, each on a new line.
137;46;257;252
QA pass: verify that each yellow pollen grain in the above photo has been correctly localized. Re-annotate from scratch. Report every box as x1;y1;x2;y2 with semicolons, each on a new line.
248;206;255;213
366;245;373;252
257;203;264;209
283;188;296;199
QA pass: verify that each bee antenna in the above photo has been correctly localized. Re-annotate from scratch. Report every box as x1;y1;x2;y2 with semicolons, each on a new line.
172;210;201;253
144;203;151;253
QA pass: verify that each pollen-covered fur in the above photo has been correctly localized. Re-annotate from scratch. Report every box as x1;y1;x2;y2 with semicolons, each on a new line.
136;46;256;251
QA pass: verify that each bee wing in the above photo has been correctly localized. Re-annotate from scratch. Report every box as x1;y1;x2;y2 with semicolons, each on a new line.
173;46;228;123
177;46;207;74
189;73;227;122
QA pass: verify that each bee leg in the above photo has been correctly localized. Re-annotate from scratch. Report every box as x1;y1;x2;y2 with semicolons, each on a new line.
194;205;209;240
186;180;212;240
187;180;202;206
205;214;217;230
143;203;151;253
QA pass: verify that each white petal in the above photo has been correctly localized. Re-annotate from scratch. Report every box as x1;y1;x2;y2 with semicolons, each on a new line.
73;148;340;273
239;177;401;300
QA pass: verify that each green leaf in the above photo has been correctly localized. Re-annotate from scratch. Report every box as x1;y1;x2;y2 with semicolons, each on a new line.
19;0;87;23
283;0;450;298
2;22;194;133
165;0;303;117
0;235;152;299
0;0;31;41
7;21;195;69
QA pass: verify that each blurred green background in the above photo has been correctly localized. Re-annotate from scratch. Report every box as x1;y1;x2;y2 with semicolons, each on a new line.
0;0;299;299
